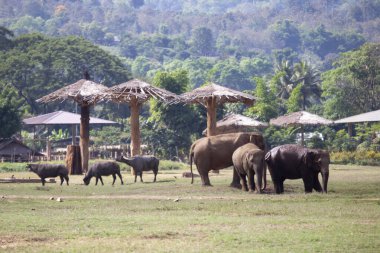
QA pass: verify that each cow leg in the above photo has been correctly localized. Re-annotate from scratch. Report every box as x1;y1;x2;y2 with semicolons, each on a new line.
60;176;64;185
41;178;45;186
117;172;124;185
99;176;104;185
65;176;69;186
112;174;116;185
140;172;143;183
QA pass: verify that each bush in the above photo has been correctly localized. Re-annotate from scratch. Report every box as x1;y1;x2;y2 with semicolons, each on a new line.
330;151;380;166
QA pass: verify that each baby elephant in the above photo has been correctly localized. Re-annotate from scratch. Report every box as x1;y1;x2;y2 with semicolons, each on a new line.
116;155;159;183
232;143;266;193
83;162;124;186
27;164;69;186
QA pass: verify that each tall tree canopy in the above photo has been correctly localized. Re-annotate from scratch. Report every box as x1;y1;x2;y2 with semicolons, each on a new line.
0;33;131;115
322;43;380;119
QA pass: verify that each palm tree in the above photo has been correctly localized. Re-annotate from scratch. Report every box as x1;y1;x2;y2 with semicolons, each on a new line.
272;59;295;99
292;61;321;110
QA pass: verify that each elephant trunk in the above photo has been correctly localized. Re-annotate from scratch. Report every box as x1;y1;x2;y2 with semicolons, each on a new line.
321;172;329;193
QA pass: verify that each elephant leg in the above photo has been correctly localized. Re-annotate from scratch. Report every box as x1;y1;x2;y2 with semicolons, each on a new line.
230;169;242;189
240;174;248;191
273;181;281;194
279;180;285;193
302;176;313;193
200;172;212;186
312;174;322;192
247;171;256;192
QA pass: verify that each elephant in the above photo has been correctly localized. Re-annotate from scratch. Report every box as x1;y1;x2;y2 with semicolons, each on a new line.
232;143;266;193
264;144;330;194
189;132;265;187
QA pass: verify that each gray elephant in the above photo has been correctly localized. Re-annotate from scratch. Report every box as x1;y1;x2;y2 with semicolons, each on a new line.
232;143;266;193
116;155;159;183
265;144;330;194
189;132;265;187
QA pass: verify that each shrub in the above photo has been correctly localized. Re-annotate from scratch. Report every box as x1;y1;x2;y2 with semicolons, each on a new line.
330;151;380;166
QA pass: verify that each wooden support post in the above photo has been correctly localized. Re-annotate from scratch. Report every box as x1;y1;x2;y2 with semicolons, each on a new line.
72;125;76;145
348;123;353;137
206;97;217;137
66;145;82;175
130;98;141;157
207;97;219;173
80;104;90;173
46;137;51;161
301;125;305;147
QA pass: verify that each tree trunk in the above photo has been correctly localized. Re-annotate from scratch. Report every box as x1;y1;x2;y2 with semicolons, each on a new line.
207;97;219;174
80;105;90;173
130;98;141;156
66;145;82;175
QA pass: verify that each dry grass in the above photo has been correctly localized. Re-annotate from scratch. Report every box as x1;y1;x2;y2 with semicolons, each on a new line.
0;164;379;252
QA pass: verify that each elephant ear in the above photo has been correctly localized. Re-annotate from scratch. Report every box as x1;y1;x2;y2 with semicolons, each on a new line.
249;134;265;150
304;151;318;170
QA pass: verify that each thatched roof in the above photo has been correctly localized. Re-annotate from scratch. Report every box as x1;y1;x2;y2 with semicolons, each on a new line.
179;83;255;106
36;79;109;105
270;111;333;126
105;79;178;104
202;114;268;135
23;111;117;125
334;109;380;124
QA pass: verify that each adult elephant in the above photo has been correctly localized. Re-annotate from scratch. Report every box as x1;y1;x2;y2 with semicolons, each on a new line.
232;143;266;193
265;144;330;194
189;132;265;187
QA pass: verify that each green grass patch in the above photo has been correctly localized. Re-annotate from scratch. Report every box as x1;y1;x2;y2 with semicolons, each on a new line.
0;164;379;252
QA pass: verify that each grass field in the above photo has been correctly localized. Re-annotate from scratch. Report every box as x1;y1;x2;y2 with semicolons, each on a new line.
0;164;379;252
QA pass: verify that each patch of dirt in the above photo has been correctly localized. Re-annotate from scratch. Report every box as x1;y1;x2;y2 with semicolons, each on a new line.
143;232;180;240
0;235;52;249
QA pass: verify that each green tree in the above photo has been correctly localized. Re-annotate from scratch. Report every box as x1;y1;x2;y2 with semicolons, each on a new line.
322;43;380;119
246;77;278;121
286;83;303;113
292;61;321;110
0;26;14;50
270;20;301;51
0;83;22;138
191;27;214;56
147;70;198;159
0;33;131;115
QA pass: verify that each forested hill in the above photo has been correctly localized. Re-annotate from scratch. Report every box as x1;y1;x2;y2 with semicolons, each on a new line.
1;0;379;90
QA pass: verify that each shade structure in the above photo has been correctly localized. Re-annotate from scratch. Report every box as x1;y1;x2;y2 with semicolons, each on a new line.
270;111;333;146
104;79;178;156
36;76;109;173
334;109;380;124
180;83;255;137
23;111;117;125
23;110;118;145
202;114;268;135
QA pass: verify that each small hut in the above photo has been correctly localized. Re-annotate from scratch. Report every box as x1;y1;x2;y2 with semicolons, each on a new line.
202;114;268;135
270;111;332;146
0;138;43;162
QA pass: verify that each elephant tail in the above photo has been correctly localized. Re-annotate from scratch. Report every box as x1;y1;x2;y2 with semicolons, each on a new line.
189;144;195;184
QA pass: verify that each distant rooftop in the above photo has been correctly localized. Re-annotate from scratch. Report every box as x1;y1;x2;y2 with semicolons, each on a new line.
334;109;380;124
23;111;118;125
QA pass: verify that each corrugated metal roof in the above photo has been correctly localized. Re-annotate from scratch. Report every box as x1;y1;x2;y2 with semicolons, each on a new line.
334;109;380;123
23;111;118;125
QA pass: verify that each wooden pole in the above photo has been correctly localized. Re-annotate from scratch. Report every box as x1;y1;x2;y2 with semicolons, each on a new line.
206;96;217;137
347;123;353;137
301;125;305;146
207;96;219;173
130;97;141;157
72;125;76;145
80;104;89;173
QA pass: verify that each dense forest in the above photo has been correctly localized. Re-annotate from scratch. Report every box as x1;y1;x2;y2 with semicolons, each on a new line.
0;0;379;160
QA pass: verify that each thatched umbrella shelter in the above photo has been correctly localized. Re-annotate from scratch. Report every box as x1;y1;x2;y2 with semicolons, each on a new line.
180;83;255;137
36;74;109;173
270;111;333;146
104;79;178;156
202;114;268;135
